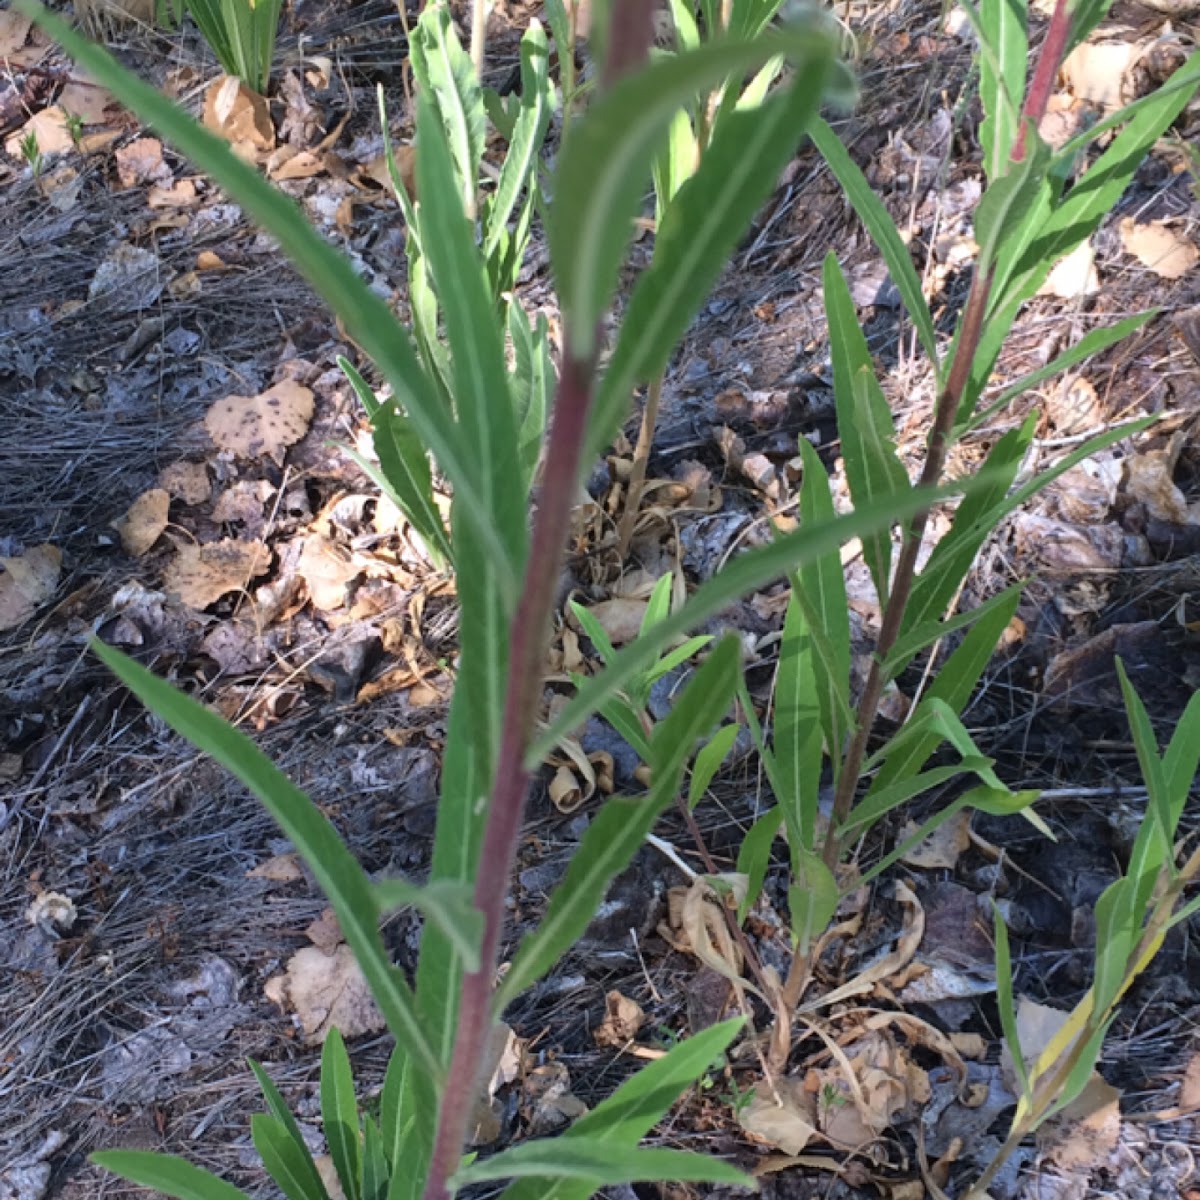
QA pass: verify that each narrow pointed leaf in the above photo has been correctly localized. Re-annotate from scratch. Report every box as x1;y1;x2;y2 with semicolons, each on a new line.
321;1029;361;1200
91;1153;251;1200
91;639;438;1079
248;1061;326;1200
978;0;1028;181
252;1116;328;1200
373;877;484;973
361;1117;388;1200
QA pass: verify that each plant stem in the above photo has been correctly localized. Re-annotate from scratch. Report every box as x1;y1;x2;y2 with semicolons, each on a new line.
422;351;597;1200
471;0;487;77
1015;0;1071;160
422;9;655;1195
822;269;992;870
616;373;663;556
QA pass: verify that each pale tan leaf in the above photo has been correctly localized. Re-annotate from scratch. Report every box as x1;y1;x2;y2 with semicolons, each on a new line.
1126;446;1189;523
1038;239;1099;299
549;764;585;814
900;809;972;869
202;75;275;159
1063;40;1137;108
205;381;314;463
0;10;33;57
297;534;360;611
159;461;210;505
114;136;169;188
58;75;113;124
1039;1074;1121;1171
147;179;197;209
6;107;73;159
113;488;170;557
1120;218;1200;280
1180;1051;1200;1110
263;944;385;1044
246;852;304;882
739;1078;818;1155
0;544;62;632
578;597;647;647
163;538;272;609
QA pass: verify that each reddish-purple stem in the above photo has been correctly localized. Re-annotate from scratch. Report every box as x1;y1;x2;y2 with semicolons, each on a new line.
1013;0;1071;160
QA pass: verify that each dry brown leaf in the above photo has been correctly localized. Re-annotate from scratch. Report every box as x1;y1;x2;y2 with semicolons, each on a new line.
6;107;73;159
263;944;385;1044
58;76;113;124
593;990;646;1048
305;908;343;955
949;1032;987;1059
297;534;360;611
1038;239;1099;299
202;75;275;160
206;381;314;463
548;764;585;813
0;10;33;57
196;250;226;271
1063;39;1137;108
803;881;925;1012
26;890;77;933
1126;442;1189;523
147;179;197;209
739;1078;818;1155
522;1061;587;1134
269;148;325;180
1120;218;1200;280
1180;1051;1200;1110
246;852;304;882
159;461;210;505
0;544;62;632
113;488;170;557
1001;997;1071;1093
578;597;647;646
163;538;272;609
1039;1074;1121;1171
900;810;972;869
114;136;169;188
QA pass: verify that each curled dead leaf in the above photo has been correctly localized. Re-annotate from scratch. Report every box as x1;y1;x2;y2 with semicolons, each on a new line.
205;380;314;463
202;75;275;160
297;534;361;612
593;990;646;1048
738;1077;818;1155
113;488;170;557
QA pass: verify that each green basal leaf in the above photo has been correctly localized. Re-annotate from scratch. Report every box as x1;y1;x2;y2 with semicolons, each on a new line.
321;1029;362;1200
736;805;783;922
773;587;824;853
788;848;839;955
667;0;701;50
1116;659;1174;866
91;639;439;1080
91;1152;252;1200
248;1061;326;1200
561;22;836;362
809;116;941;379
454;1140;749;1188
992;901;1030;1102
361;1116;389;1200
588;39;834;457
251;1115;327;1200
409;4;486;215
570;599;619;665
978;0;1028;182
688;723;742;808
641;572;675;636
373;878;484;974
599;694;654;762
823;254;911;605
379;1048;413;1173
1091;876;1139;1019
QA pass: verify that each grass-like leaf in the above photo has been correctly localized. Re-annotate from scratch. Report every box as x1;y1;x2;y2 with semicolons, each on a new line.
321;1029;361;1200
251;1115;329;1200
248;1061;327;1200
992;901;1030;1102
456;1140;749;1188
91;1152;252;1200
978;0;1028;181
91;639;439;1080
556;24;835;360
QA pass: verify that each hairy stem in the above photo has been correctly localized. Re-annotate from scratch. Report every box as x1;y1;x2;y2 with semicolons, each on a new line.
1015;0;1071;160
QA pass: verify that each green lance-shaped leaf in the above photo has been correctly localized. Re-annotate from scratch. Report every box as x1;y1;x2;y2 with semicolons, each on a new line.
736;805;783;922
808;117;940;375
992;902;1031;1103
530;479;963;764
91;640;439;1080
587;37;835;458
495;637;742;1010
978;0;1028;182
321;1029;362;1200
499;1018;744;1200
91;1152;252;1200
789;848;839;956
688;723;742;809
556;22;837;362
251;1115;328;1200
373;877;484;974
974;125;1052;277
18;3;511;590
360;1116;389;1200
379;1047;413;1173
823;253;911;606
454;1140;749;1188
248;1061;327;1200
338;358;452;567
409;4;486;215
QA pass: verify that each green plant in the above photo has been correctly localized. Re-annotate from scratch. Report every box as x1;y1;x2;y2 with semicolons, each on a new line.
183;0;283;94
978;664;1200;1195
18;1;941;1197
62;109;85;148
19;130;45;178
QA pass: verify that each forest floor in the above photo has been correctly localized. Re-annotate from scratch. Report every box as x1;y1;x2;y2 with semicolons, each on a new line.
3;1;1200;1198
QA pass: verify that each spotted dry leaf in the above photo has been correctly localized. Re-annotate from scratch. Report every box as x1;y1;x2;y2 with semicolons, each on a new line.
205;380;314;463
158;461;210;505
113;488;170;557
163;538;271;609
0;544;62;632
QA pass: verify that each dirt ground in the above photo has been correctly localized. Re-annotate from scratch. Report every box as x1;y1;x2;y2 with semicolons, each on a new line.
4;1;1200;1198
